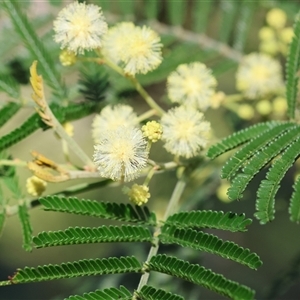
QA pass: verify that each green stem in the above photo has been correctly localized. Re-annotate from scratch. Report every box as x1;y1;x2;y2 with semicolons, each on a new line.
102;57;165;116
136;177;187;292
0;159;27;167
137;109;157;122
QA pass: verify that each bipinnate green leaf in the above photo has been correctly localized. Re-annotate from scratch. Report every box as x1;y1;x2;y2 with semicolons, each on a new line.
118;0;135;15
66;286;132;300
167;0;186;26
192;0;212;33
160;226;262;270
147;255;255;300
78;68;109;103
218;1;239;44
165;210;251;232
143;0;159;19
0;186;6;237
207;121;280;159
221;122;295;180
0;102;97;152
9;256;142;284
286;12;300;119
39;196;156;225
137;285;184;300
1;1;67;99
233;0;256;51
0;102;20;128
33;225;153;248
227;125;300;200
255;138;300;224
17;202;33;252
0;74;20;98
289;176;300;223
0;113;40;153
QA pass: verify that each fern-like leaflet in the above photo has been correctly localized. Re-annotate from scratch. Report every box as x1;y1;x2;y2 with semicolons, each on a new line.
39;196;156;225
147;254;255;300
160;225;262;269
66;286;132;300
33;225;153;248
289;176;300;223
286;11;300;119
255;138;300;224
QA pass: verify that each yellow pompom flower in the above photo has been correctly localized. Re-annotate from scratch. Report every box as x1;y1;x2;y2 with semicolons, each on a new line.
26;176;47;197
161;106;211;158
167;62;217;111
236;53;283;99
142;121;163;143
92;105;138;144
256;100;272;116
272;96;287;114
59;50;77;66
266;8;287;29
237;104;255;120
93;126;149;182
279;27;294;44
53;1;108;54
102;22;163;75
127;184;150;206
259;40;279;56
259;27;276;41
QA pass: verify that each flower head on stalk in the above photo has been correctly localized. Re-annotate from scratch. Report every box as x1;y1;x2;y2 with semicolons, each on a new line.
53;1;108;54
161;106;211;158
93;127;149;182
92;105;138;144
167;62;217;111
236;53;283;99
102;22;163;75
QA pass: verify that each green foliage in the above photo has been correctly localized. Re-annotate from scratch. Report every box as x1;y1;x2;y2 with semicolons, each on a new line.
167;0;187;26
207;122;280;159
137;285;184;300
33;225;153;248
160;225;262;269
193;0;213;33
219;1;239;44
0;113;40;153
0;186;5;237
39;196;157;225
7;256;142;284
17;202;33;252
78;68;109;103
233;0;256;51
255;138;300;224
207;121;300;224
227;124;300;199
143;0;159;20
221;122;295;180
164;210;252;232
147;254;255;300
0;102;98;152
286;12;300;119
1;1;67;99
0;73;20;98
289;176;300;223
66;286;132;300
0;102;20;128
0;195;260;298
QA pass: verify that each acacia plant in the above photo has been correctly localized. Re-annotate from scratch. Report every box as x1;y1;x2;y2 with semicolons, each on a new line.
0;0;299;299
